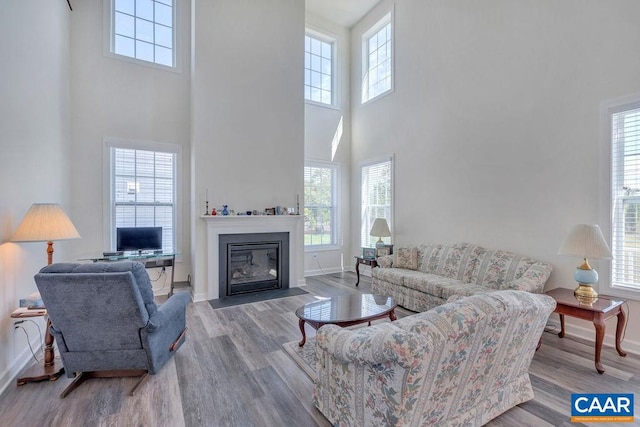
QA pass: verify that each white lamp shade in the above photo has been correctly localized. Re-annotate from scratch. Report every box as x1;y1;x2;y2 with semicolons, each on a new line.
12;203;81;242
558;224;612;260
369;218;391;238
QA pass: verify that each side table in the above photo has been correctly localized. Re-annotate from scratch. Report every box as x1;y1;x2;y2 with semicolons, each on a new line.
354;256;378;286
11;308;65;385
545;288;627;374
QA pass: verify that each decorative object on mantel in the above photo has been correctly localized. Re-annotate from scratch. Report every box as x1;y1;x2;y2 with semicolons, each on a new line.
204;188;210;215
266;207;276;215
296;194;300;215
211;208;217;216
558;224;612;301
222;205;229;216
370;218;391;249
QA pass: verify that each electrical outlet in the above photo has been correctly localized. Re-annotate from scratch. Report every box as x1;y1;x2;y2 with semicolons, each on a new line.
312;253;318;259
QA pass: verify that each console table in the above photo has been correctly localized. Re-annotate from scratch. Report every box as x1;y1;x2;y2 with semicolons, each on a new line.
545;288;627;374
80;252;189;296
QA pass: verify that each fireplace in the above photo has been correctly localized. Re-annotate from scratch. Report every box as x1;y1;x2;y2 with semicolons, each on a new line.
219;232;289;297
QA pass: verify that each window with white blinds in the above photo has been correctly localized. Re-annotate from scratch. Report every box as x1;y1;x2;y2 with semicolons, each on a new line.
362;13;392;104
111;147;176;252
304;162;337;247
611;106;640;291
361;159;392;248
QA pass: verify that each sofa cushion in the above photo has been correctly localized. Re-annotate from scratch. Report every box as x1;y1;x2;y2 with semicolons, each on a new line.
402;270;468;298
372;267;409;287
394;246;418;270
472;250;538;288
419;243;483;282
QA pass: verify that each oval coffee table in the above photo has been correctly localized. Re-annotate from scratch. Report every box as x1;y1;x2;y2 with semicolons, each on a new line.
295;294;397;347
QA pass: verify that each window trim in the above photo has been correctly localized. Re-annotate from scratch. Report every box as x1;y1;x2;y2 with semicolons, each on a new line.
304;160;340;251
103;137;183;257
304;28;338;109
600;93;640;300
361;10;394;105
102;0;182;73
360;155;394;249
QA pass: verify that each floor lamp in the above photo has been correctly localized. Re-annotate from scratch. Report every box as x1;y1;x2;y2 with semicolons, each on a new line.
11;203;80;384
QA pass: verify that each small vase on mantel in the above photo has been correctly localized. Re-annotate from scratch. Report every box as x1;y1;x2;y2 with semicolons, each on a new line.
222;205;229;216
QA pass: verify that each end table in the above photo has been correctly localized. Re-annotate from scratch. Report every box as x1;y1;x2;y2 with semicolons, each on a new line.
11;308;65;385
545;288;627;374
354;256;378;286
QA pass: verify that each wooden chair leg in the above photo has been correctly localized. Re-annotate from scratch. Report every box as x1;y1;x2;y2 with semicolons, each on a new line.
130;373;151;396
60;372;90;398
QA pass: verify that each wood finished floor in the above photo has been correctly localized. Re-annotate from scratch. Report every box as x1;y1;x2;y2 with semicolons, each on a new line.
1;272;639;426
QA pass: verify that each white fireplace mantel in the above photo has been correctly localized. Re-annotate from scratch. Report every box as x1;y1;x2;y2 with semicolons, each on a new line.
202;215;305;300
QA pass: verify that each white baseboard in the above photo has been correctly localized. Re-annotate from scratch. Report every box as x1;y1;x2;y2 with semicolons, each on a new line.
304;267;343;277
546;318;640;356
0;336;43;398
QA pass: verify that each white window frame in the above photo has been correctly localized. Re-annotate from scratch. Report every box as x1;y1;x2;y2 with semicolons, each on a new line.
360;156;394;249
361;11;394;104
305;29;337;108
103;0;181;72
103;137;182;256
600;93;640;299
304;160;339;250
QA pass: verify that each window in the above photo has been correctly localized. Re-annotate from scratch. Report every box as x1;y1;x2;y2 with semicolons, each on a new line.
361;159;393;248
610;103;640;293
109;146;177;252
305;32;334;106
304;162;338;247
109;0;175;67
362;13;392;103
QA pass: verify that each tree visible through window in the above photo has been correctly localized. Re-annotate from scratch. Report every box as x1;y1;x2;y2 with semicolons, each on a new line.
111;147;176;252
304;163;337;246
111;0;175;67
361;160;392;248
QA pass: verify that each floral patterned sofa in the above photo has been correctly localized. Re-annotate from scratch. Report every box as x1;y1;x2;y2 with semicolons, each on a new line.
314;290;556;427
372;242;553;312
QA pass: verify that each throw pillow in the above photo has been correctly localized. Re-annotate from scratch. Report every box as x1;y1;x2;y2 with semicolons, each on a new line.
394;247;418;270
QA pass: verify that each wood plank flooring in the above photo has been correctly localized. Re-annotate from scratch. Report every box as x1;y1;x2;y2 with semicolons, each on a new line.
1;272;638;426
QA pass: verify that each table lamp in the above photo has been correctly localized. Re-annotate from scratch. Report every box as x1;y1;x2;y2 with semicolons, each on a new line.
370;218;391;248
11;203;80;385
558;224;612;300
12;203;81;265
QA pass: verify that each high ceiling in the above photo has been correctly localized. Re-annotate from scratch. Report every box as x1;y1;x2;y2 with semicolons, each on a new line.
305;0;381;28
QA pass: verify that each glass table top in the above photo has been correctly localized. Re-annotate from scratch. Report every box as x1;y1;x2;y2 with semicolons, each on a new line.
295;294;396;323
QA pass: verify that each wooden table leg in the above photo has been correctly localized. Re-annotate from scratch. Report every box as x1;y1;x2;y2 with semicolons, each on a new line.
594;314;606;374
16;319;64;386
558;313;565;338
389;309;397;322
298;319;307;347
355;260;360;286
615;308;628;357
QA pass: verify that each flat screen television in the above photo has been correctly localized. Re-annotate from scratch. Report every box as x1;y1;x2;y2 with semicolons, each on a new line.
117;227;162;252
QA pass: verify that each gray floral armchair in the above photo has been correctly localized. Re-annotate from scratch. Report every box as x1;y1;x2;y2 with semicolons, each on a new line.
35;261;189;397
314;290;555;426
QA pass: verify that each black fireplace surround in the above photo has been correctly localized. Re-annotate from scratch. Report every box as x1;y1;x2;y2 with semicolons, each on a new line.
219;232;289;298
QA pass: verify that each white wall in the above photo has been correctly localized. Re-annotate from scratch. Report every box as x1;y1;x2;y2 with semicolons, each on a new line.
303;13;352;276
191;0;305;300
0;0;72;394
351;0;640;352
68;0;192;286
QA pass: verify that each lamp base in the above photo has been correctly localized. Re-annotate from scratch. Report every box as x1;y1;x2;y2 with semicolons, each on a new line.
574;283;598;300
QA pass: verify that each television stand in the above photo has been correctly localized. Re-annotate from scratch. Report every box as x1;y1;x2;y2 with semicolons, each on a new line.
79;252;187;297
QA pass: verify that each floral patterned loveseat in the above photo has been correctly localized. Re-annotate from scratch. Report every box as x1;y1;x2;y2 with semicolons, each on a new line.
314;290;556;427
372;242;553;312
